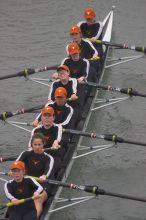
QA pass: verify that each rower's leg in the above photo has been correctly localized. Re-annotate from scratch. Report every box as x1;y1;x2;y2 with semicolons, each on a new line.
9;211;22;220
34;191;47;219
23;210;37;220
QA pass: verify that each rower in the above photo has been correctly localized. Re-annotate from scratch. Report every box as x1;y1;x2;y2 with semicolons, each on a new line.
32;87;74;129
28;106;63;177
4;161;43;220
17;133;54;218
61;42;97;83
48;65;83;121
68;25;100;75
77;7;103;56
48;65;78;102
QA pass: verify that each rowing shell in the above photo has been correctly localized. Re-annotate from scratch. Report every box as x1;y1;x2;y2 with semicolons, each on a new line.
40;7;114;220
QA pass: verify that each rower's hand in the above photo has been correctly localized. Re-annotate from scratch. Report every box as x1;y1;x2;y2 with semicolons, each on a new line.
33;191;41;200
90;37;97;42
77;76;85;83
70;94;78;101
32;120;39;127
91;53;100;61
39;175;47;182
52;72;59;79
11;198;21;205
51;140;61;150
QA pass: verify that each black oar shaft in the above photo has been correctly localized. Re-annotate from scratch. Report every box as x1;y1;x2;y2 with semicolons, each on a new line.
37;178;146;203
0;156;17;163
0;104;44;121
96;188;146;202
104;134;146;147
84;82;146;98
94;40;146;53
64;129;146;147
0;65;58;81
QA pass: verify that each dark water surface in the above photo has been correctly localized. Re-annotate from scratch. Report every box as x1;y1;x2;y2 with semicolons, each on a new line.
0;0;146;220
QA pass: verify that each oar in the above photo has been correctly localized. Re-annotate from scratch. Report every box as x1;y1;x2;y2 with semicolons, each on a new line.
0;195;41;210
31;176;146;203
0;95;78;121
0;64;58;81
0;104;44;121
0;148;53;163
63;129;146;147
0;155;17;163
90;39;146;54
83;81;146;98
0;172;10;175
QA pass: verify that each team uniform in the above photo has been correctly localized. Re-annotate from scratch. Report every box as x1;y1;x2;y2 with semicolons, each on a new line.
48;78;77;101
61;57;91;105
61;57;90;80
67;38;98;60
48;78;81;114
28;124;63;176
77;7;103;56
77;20;103;56
4;176;43;220
16;150;54;196
77;21;103;39
66;39;100;79
35;101;74;128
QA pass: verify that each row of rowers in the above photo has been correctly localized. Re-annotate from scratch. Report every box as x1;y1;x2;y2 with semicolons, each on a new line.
32;6;104;129
4;8;103;220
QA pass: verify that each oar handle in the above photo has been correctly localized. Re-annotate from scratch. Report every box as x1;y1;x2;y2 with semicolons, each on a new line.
0;195;41;210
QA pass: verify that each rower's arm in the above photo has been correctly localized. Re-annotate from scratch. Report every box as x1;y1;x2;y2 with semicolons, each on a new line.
16;150;28;162
28;128;36;150
84;39;98;57
93;21;103;39
83;58;90;81
43;154;54;177
4;182;15;200
48;81;56;101
59;105;74;127
55;124;63;143
26;177;43;194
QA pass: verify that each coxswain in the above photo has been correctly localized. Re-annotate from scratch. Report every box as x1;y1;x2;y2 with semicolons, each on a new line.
77;7;103;56
32;87;74;129
17;133;54;218
4;160;43;220
28;106;63;176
